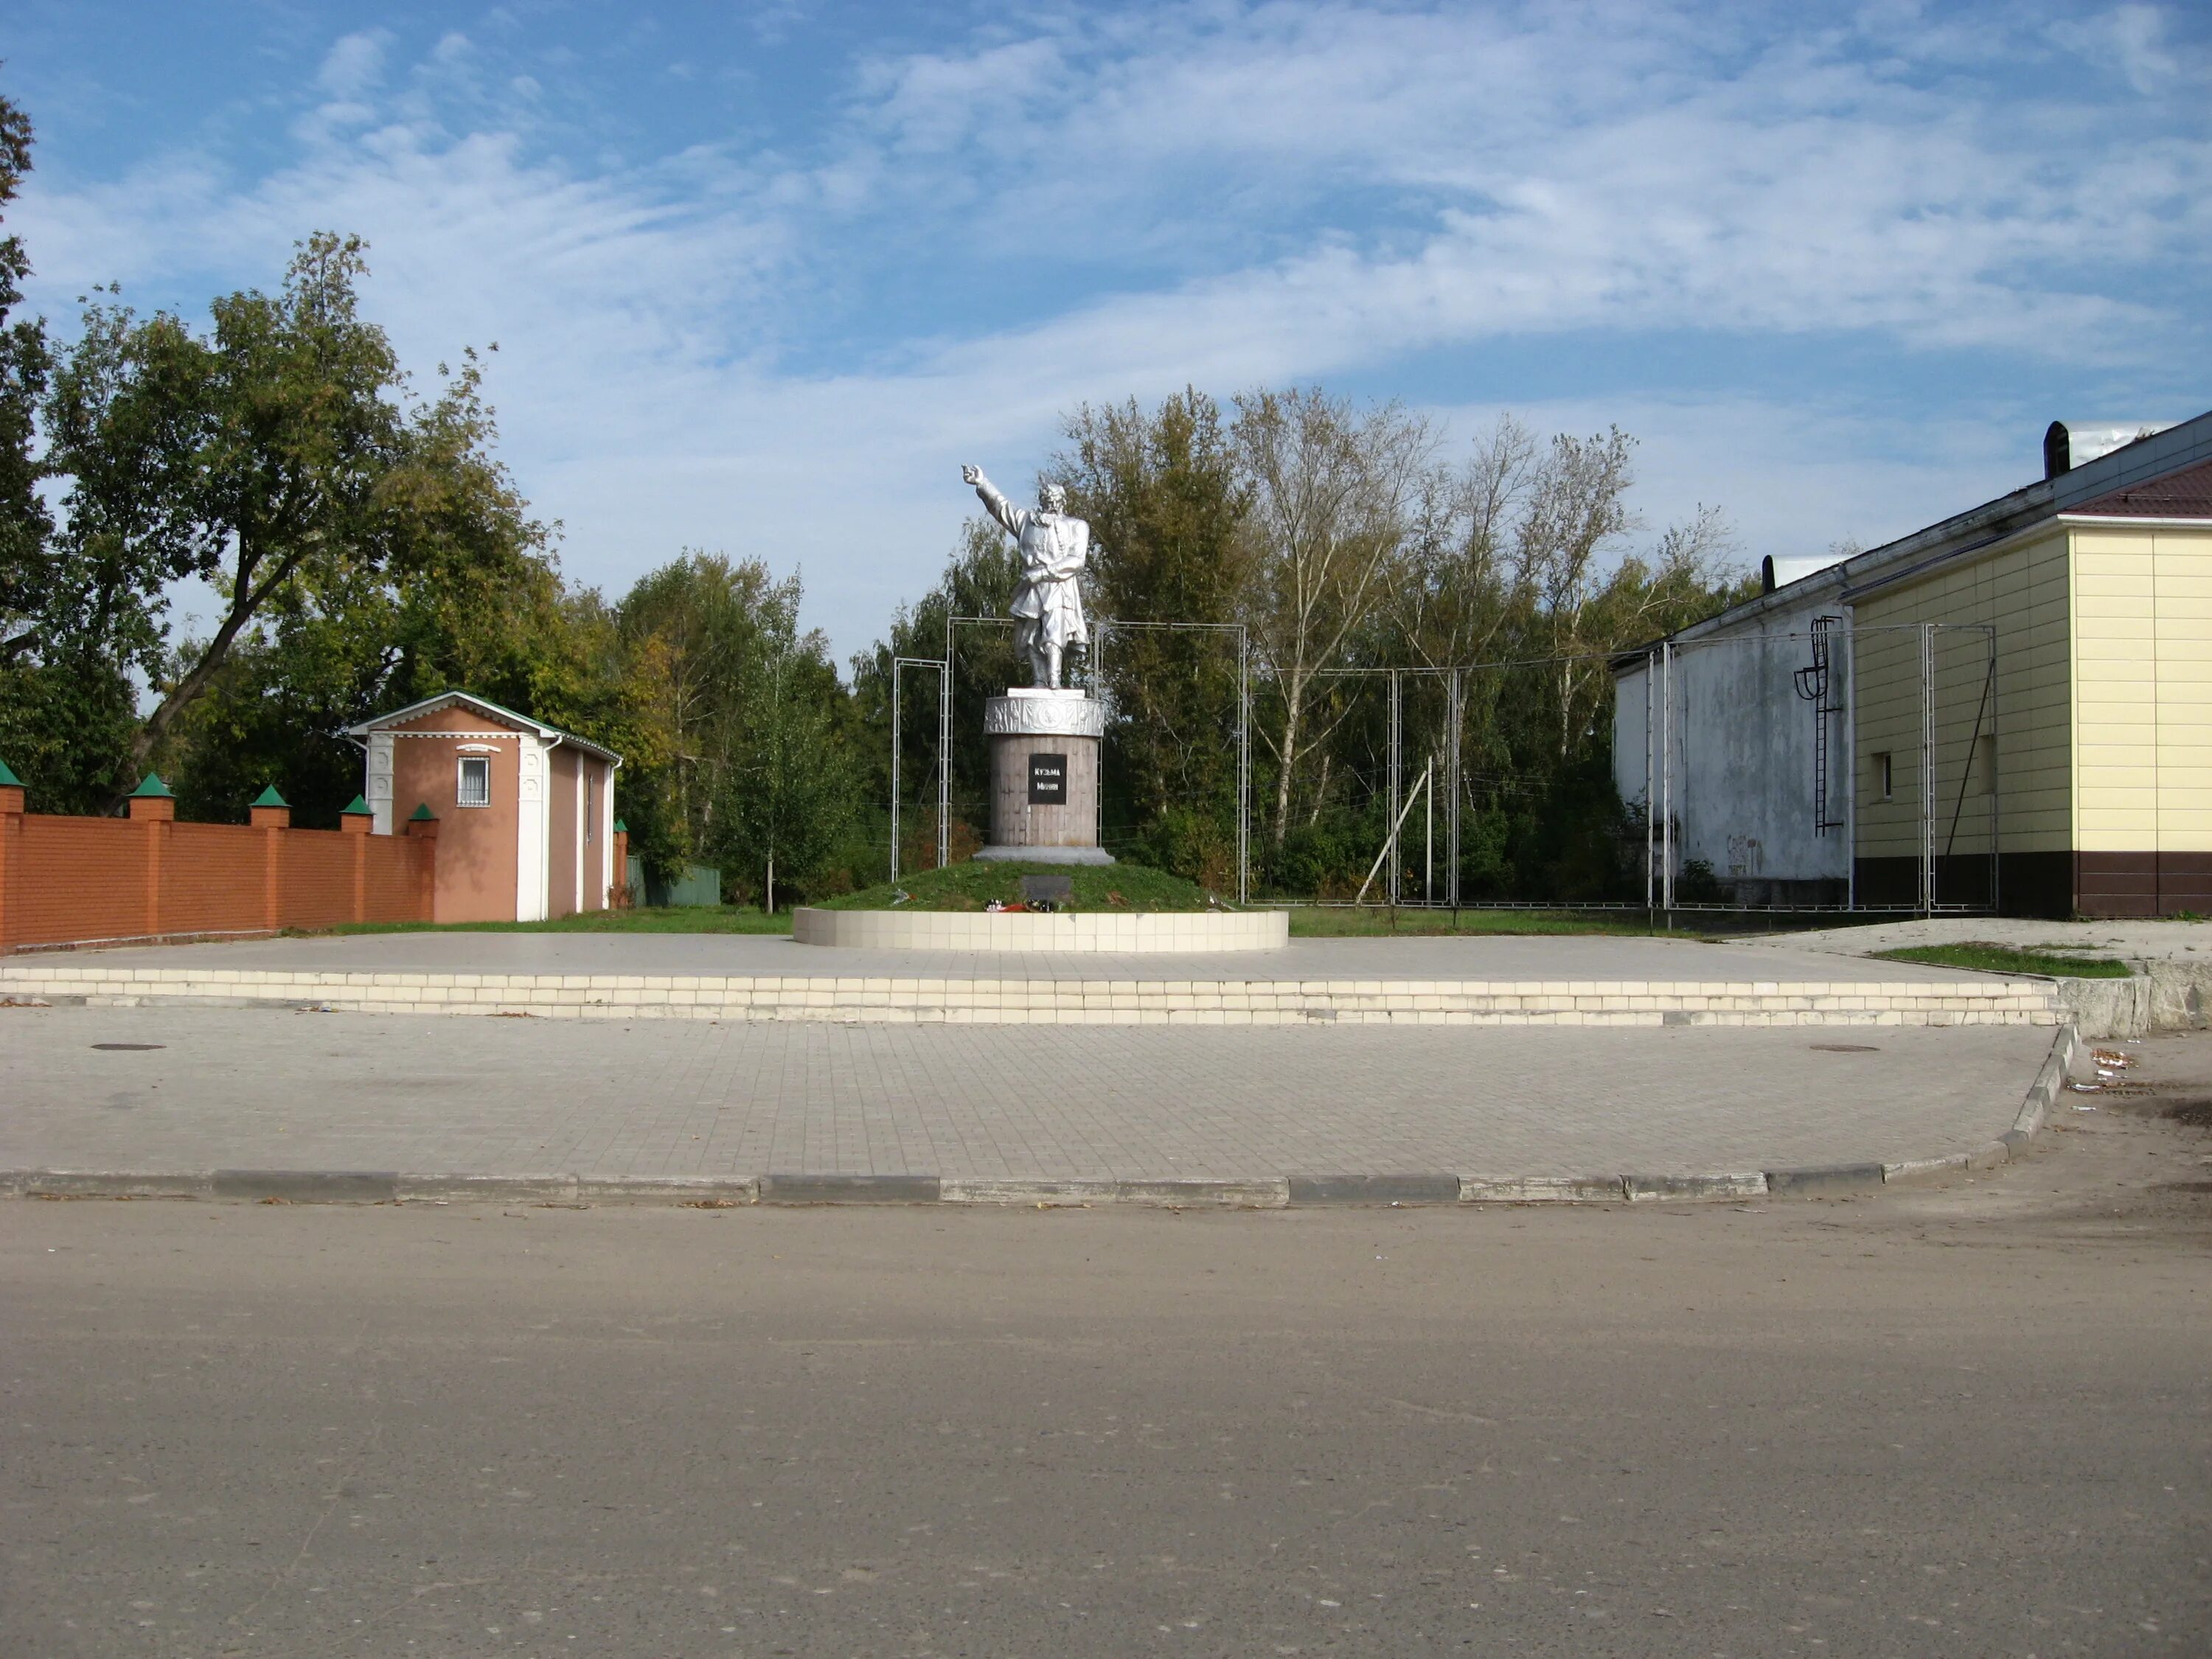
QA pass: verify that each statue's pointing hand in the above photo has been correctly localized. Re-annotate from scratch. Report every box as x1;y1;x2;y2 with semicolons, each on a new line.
961;464;982;486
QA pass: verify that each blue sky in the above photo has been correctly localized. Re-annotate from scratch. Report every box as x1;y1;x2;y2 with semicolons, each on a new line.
9;1;2209;664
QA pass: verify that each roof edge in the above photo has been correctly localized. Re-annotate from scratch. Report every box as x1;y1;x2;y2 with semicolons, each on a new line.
346;691;623;766
1623;406;2212;656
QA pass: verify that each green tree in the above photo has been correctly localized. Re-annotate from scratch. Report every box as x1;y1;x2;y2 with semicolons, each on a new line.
0;88;137;814
41;234;422;798
159;347;590;825
613;552;775;881
0;86;49;659
712;572;858;908
1228;387;1434;849
1051;389;1250;879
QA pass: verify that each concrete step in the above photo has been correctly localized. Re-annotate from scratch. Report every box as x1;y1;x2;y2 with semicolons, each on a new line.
0;963;2064;1028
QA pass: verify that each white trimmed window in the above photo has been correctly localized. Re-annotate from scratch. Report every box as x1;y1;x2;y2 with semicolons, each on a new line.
457;755;492;808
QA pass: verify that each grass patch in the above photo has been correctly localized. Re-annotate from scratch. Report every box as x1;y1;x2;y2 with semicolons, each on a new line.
1875;942;2134;978
301;905;794;938
822;860;1211;912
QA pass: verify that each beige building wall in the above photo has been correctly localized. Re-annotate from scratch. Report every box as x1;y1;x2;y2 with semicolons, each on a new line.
2070;525;2212;855
1851;529;2073;867
547;746;580;919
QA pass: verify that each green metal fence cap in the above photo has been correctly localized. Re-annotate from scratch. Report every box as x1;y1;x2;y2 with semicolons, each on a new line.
613;818;628;833
408;801;437;821
0;757;21;787
130;773;174;799
341;795;372;815
250;784;289;808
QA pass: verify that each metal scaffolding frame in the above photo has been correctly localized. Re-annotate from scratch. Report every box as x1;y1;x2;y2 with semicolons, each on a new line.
887;655;946;883
1267;620;1998;916
1635;621;1997;918
900;616;2000;917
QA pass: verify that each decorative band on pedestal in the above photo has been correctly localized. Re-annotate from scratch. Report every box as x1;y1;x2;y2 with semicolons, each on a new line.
983;692;1105;739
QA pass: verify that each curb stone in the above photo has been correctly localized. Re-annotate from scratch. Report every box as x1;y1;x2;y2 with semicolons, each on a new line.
1289;1174;1461;1205
1109;1178;1289;1209
1765;1163;1886;1197
1881;1152;1971;1186
21;1169;214;1201
575;1177;759;1206
0;1026;2084;1211
940;1178;1115;1206
212;1169;397;1203
761;1174;942;1205
1460;1176;1627;1203
396;1174;581;1205
1624;1172;1769;1202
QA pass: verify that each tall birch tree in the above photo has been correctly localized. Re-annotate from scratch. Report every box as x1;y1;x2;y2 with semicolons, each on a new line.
1230;387;1433;847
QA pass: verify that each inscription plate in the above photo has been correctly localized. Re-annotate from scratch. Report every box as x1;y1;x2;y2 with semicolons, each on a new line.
1020;874;1074;905
1028;752;1068;804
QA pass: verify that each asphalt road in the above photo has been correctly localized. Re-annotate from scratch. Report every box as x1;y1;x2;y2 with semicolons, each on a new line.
4;1042;2210;1658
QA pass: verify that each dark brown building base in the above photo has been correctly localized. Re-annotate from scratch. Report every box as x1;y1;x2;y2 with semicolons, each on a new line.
1854;852;2212;919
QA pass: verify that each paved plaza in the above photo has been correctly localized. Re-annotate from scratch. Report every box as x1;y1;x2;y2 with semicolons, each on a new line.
2;998;2055;1186
0;927;2031;980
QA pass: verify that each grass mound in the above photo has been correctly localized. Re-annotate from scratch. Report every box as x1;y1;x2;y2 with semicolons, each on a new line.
821;860;1214;913
1875;942;2133;979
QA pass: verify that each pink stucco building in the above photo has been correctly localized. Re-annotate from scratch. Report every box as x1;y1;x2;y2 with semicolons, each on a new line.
348;692;623;923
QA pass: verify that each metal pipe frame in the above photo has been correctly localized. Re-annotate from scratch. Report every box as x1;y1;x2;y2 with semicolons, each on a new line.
889;655;946;883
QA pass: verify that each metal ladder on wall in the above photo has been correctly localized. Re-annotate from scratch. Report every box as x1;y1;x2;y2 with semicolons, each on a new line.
1793;616;1846;838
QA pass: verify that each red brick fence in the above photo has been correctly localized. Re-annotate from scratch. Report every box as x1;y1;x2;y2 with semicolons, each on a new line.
0;770;437;955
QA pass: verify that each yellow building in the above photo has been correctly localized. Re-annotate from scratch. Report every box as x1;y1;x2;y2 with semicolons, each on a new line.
1615;412;2212;918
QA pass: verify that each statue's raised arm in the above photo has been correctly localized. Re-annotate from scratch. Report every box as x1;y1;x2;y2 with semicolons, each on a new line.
961;465;1027;540
958;462;1092;690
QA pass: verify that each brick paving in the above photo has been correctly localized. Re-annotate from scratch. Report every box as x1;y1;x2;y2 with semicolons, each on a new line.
1;1002;2053;1183
2;930;1995;980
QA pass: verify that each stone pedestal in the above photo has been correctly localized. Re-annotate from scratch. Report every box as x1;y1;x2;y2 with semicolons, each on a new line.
974;689;1115;866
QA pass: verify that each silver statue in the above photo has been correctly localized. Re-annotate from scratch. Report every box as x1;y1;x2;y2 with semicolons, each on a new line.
963;465;1091;690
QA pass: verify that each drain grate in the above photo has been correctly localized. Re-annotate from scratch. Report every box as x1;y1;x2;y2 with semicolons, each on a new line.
1809;1043;1879;1053
90;1043;165;1051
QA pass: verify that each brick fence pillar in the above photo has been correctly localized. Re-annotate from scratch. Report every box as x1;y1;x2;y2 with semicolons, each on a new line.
341;794;372;923
250;786;291;933
0;759;23;955
404;805;440;923
128;775;175;940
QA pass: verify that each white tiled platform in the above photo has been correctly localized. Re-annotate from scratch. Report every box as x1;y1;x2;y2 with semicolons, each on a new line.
0;931;2062;1029
792;906;1287;951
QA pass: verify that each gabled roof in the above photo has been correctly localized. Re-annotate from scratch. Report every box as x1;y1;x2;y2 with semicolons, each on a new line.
347;691;623;767
1613;406;2212;668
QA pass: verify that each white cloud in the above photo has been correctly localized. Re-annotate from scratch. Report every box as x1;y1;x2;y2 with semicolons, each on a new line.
316;31;390;100
2052;4;2197;97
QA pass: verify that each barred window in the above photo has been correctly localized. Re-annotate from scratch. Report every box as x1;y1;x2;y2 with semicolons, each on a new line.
457;756;491;808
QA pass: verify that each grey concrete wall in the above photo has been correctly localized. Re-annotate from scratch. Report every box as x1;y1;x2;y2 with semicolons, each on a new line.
1614;594;1851;897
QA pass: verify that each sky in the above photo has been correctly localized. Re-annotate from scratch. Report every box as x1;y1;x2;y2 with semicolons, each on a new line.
8;0;2209;667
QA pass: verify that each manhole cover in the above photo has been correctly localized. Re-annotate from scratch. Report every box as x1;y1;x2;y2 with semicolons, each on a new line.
1809;1043;1879;1053
90;1043;164;1051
